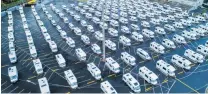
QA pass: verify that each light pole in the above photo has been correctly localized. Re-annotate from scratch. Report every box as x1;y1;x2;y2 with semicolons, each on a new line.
101;0;106;61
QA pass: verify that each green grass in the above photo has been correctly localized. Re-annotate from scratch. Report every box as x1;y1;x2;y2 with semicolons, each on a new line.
78;0;88;2
1;0;27;11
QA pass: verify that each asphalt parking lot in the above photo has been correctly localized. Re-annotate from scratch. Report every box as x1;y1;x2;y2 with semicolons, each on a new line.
1;0;208;93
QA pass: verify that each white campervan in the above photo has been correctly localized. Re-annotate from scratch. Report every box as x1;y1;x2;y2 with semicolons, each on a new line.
119;17;128;24
121;26;131;34
150;18;160;25
64;69;78;89
33;58;43;75
91;44;102;54
92;17;100;24
9;41;15;51
173;22;183;29
105;40;116;51
122;73;141;92
43;33;51;42
75;48;86;61
108;28;118;37
142;29;154;39
87;62;102;80
8;32;14;42
129;16;138;22
173;34;187;44
73;27;82;36
60;30;67;39
29;45;37;58
164;24;175;32
150;42;165;54
8;66;18;83
119;36;131;46
55;54;66;68
100;81;117;94
197;45;208;56
66;37;75;48
141;21;150;28
136;48;151;60
121;52;136;66
81;20;88;27
81;35;90;45
94;31;104;41
110;20;119;27
87;25;94;32
138;66;158;85
105;57;120;73
38;77;50;93
171;54;192;70
162;39;176;49
184;49;204;63
155;27;166;35
99;22;108;30
181;31;197;40
131;24;140;31
131;32;143;42
8;51;17;63
156;60;176;77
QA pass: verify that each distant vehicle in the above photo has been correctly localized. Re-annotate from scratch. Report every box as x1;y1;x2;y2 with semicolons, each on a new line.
119;36;131;46
136;48;151;60
81;35;90;45
51;19;57;26
75;48;86;61
73;27;82;36
197;45;208;56
91;44;102;54
173;22;183;29
137;13;146;20
43;33;51;42
111;13;119;20
171;54;192;70
158;16;168;23
205;41;208;47
85;13;93;19
121;52;136;66
68;23;75;30
141;21;150;28
27;36;34;46
122;73;141;92
156;60;176;77
139;66;158;85
94;31;104;41
87;25;94;32
181;31;197;40
129;16;138;22
164;24;175;32
131;32;143;42
95;11;102;17
100;81;117;94
66;37;75;48
173;34;186;44
188;17;199;23
8;51;17;63
8;66;18;83
29;45;37;58
110;20;119;27
162;39;176;49
81;20;88;27
9;41;15;51
105;40;116;51
87;62;102;80
56;25;62;32
103;15;110;22
105;57;120;73
155;27;166;35
38;77;50;93
131;24;140;31
184;49;204;63
80;9;86;15
121;26;131;34
180;19;191;26
108;28;118;37
63;17;69;23
119;17;128;24
142;29;154;39
60;30;67;39
92;17;100;24
150;42;165;54
8;26;14;33
99;22;108;30
48;41;57;52
196;15;206;22
74;15;81;21
8;32;14;42
150;18;160;25
33;59;43;75
55;54;66;68
120;12;128;18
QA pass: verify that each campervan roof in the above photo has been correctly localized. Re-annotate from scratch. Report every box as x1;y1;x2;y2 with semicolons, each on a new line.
140;66;158;80
64;70;77;83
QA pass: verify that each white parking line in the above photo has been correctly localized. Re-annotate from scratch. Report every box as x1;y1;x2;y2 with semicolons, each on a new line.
1;84;12;92
9;86;19;93
1;81;7;86
18;89;25;94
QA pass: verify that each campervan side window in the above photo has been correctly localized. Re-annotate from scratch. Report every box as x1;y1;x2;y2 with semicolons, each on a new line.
173;57;176;60
178;61;182;64
157;63;159;65
163;67;166;70
197;47;201;50
145;74;148;78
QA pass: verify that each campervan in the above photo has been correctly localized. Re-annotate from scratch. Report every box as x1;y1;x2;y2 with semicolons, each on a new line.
60;30;67;39
138;66;158;85
131;32;143;42
64;70;78;89
173;22;183;29
121;52;136;66
141;21;150;28
129;16;138;22
9;42;15;51
105;40;116;51
122;73;141;92
136;48;151;60
142;29;154;39
66;37;75;48
68;23;74;30
119;17;128;24
75;48;86;61
162;39;176;49
81;20;87;27
81;35;90;45
150;42;165;54
110;20;119;27
8;51;17;63
94;31;104;41
119;36;131;46
100;81;117;94
29;45;37;58
33;59;43;75
184;49;204;63
181;31;197;40
197;45;208;56
87;62;102;80
121;26;131;34
49;41;58;52
91;44;102;54
173;34;187;44
92;17;100;24
155;27;166;35
105;57;120;73
156;60;176;77
87;25;94;32
74;15;81;21
99;22;108;30
55;54;66;67
85;13;93;19
73;27;82;36
8;66;18;83
171;54;192;70
108;28;118;37
131;24;140;31
164;24;175;32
